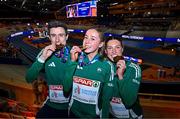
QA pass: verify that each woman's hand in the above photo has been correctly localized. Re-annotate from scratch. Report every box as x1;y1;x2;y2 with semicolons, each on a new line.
116;59;126;80
70;46;82;62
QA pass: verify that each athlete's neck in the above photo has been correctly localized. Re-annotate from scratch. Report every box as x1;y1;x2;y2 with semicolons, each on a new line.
87;51;98;61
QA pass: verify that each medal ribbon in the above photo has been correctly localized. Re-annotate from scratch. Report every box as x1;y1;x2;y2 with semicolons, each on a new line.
78;53;99;67
54;46;69;63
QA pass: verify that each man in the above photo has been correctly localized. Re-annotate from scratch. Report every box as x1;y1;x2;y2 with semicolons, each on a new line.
26;20;70;118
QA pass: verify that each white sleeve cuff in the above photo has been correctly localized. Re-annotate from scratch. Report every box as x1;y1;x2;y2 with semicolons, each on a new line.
37;57;45;63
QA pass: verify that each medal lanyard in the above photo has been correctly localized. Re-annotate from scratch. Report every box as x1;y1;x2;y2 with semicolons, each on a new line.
78;52;99;67
55;46;69;63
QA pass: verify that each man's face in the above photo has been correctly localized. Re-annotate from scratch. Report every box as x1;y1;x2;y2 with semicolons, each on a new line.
49;27;68;46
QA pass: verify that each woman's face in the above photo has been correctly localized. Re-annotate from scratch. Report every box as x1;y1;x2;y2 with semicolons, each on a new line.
83;29;103;55
105;39;123;61
49;27;68;46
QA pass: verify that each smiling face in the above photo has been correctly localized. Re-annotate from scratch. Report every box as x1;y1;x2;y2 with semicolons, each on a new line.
83;29;103;56
49;27;68;46
105;39;123;61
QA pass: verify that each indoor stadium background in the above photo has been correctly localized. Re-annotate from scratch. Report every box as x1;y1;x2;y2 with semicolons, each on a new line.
0;0;179;118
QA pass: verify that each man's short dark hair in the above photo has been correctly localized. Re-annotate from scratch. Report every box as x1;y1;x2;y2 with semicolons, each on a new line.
48;20;68;35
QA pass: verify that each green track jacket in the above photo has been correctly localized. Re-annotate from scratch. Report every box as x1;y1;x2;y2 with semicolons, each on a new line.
109;60;143;118
63;54;114;118
26;47;70;110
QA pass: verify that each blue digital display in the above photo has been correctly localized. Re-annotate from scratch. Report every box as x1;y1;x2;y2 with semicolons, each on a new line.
78;2;91;17
104;33;180;43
